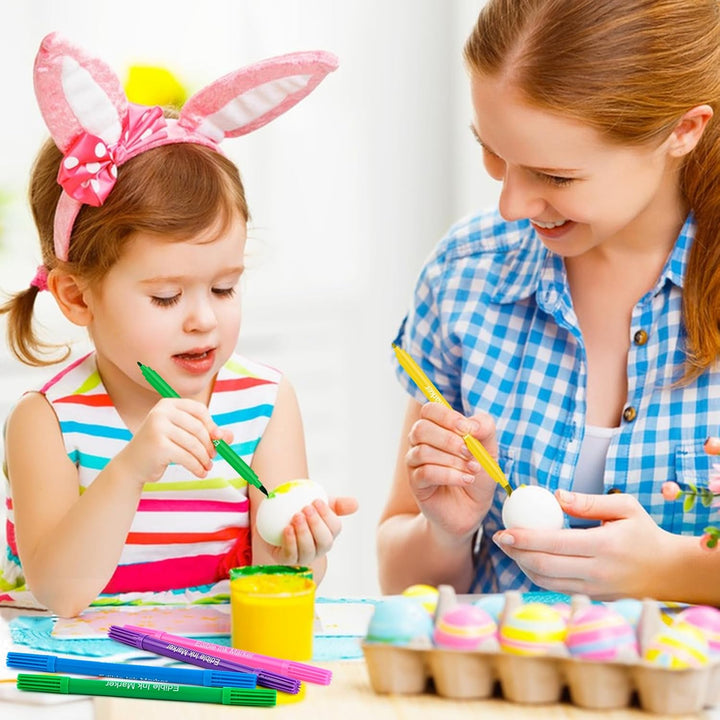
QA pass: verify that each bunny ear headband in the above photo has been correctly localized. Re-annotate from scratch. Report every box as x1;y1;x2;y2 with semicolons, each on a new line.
31;32;338;283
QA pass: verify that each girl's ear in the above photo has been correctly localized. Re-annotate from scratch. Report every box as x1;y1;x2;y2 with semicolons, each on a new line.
48;272;93;327
667;104;714;158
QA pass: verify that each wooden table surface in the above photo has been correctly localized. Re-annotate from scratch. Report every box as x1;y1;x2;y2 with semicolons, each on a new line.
92;659;710;720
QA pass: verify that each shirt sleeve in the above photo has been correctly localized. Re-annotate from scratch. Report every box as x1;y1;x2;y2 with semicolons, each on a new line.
392;235;464;412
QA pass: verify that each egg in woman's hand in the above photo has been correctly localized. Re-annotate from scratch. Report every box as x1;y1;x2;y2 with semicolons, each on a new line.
256;479;328;546
501;485;564;530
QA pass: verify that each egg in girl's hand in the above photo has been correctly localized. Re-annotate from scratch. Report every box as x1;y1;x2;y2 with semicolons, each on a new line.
256;479;328;546
501;485;564;530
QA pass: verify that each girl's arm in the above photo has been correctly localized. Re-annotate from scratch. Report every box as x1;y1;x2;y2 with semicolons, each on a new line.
6;393;145;616
377;399;496;594
249;376;357;584
7;390;221;617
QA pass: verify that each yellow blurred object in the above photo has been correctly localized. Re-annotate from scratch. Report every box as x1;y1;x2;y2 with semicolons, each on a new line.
402;583;439;614
124;65;187;108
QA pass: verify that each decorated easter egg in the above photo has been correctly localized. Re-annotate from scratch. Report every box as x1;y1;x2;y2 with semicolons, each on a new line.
674;605;720;656
256;479;328;546
499;602;567;656
365;597;434;645
473;594;505;624
402;584;439;614
501;485;564;530
433;604;497;650
565;605;638;661
611;598;643;628
643;621;710;669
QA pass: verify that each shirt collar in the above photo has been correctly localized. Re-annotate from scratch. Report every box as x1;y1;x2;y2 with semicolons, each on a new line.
489;213;695;305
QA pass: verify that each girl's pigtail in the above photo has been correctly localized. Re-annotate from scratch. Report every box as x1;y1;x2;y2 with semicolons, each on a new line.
0;285;70;367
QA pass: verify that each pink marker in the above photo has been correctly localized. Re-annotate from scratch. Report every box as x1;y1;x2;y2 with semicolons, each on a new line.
121;625;332;685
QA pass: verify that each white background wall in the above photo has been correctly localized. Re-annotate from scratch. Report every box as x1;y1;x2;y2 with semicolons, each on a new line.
0;1;499;597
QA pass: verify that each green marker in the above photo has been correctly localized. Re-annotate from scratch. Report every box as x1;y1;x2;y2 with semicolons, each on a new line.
17;673;277;706
137;361;269;497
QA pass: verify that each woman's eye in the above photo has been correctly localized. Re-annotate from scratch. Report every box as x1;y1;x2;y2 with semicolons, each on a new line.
212;286;237;298
151;295;180;307
538;173;574;187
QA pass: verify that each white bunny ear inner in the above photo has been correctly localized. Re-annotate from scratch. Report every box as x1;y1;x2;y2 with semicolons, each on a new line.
195;73;312;143
61;56;123;144
179;51;338;142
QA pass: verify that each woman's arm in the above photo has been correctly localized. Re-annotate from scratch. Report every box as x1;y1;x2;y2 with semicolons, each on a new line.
377;399;497;594
494;490;720;603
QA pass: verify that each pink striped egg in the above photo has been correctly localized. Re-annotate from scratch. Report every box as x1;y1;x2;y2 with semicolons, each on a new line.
499;603;567;656
565;605;638;661
674;606;720;656
433;604;497;650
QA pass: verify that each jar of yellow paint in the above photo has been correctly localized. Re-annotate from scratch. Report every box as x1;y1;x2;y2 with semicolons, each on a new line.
230;565;315;661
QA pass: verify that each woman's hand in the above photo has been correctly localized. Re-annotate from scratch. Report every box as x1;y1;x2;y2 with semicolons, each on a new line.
492;490;671;599
114;397;232;487
405;401;499;538
271;496;359;566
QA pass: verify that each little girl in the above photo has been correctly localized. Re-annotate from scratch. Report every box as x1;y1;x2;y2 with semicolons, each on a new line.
0;33;357;616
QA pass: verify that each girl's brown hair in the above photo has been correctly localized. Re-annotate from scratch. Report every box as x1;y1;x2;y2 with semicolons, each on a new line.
464;0;720;380
1;131;249;366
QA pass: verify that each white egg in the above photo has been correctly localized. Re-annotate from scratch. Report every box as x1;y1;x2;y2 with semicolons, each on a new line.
501;485;564;530
256;479;329;546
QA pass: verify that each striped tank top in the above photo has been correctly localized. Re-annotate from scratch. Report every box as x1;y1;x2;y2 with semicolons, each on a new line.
3;351;280;597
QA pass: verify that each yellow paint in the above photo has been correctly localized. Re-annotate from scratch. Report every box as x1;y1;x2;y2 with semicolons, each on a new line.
230;566;315;702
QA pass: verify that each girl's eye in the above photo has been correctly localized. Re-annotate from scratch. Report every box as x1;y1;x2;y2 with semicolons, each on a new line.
212;286;237;298
151;295;180;307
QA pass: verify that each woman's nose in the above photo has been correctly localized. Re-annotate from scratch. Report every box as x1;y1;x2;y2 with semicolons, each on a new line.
497;167;545;222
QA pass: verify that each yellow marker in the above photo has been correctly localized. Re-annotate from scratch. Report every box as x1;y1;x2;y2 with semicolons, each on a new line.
392;343;512;495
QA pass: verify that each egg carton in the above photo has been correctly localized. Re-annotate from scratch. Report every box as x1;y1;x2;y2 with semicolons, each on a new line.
362;642;720;714
361;591;720;715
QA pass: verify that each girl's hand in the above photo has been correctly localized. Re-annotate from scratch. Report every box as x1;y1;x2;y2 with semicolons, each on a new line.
271;496;359;566
405;402;499;538
114;398;232;487
492;490;670;599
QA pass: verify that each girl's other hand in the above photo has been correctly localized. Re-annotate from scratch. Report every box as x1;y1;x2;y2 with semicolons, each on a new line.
114;397;221;487
405;401;499;538
272;496;358;566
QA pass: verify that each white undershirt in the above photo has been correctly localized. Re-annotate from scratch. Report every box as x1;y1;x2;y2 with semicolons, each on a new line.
569;425;618;527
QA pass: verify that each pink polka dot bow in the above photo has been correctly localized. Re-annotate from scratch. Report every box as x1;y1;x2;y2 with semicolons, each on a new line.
57;105;167;206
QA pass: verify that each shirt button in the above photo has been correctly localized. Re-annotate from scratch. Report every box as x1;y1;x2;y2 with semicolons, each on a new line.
607;487;622;494
622;406;637;422
633;329;648;345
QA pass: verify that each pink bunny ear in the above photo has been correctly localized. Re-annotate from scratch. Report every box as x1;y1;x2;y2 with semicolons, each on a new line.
33;32;128;152
179;51;339;142
32;33;339;264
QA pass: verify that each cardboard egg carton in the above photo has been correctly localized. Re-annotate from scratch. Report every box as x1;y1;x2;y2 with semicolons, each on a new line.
361;590;720;715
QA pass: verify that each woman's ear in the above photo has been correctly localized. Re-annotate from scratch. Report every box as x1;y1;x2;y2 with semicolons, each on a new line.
47;271;93;326
667;104;714;158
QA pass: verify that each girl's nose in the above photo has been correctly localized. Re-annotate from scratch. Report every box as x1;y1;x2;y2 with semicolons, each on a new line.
183;297;218;333
497;167;545;223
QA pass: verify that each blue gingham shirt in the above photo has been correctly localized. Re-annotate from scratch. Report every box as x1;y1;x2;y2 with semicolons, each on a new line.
393;208;720;593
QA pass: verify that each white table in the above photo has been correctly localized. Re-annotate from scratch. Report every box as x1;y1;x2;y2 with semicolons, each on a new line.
3;603;720;720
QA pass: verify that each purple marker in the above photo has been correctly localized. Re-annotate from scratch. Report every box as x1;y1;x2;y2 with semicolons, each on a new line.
108;626;300;694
